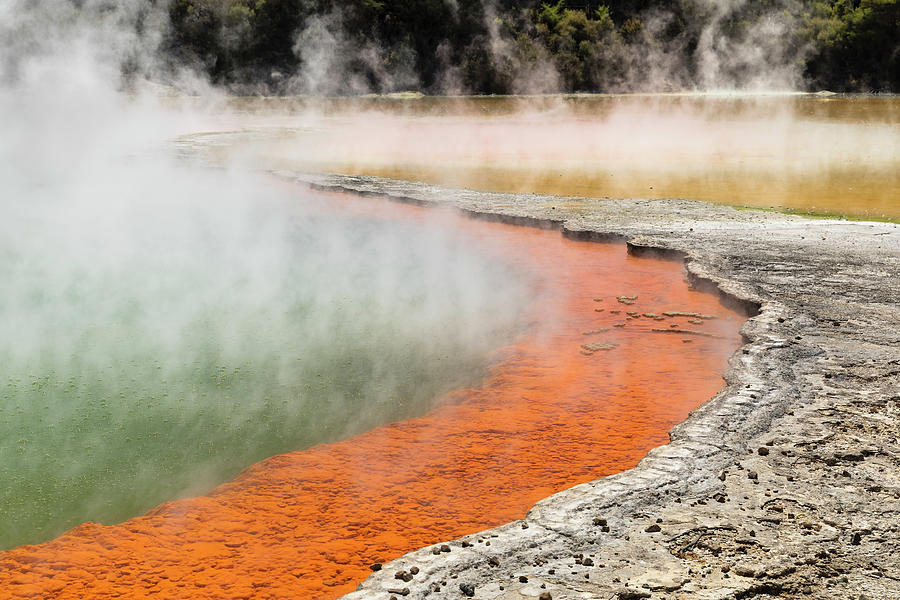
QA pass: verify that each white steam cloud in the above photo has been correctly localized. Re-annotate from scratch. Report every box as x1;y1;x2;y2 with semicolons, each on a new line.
0;0;531;550
283;0;813;95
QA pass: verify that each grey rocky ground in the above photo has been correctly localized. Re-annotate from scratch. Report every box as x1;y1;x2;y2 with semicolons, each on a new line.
279;173;899;600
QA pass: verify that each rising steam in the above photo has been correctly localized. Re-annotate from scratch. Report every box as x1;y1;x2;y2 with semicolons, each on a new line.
282;0;814;94
0;0;531;550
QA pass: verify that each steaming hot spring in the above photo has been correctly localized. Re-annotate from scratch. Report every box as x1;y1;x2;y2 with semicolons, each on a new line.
2;0;898;593
0;109;748;598
4;81;899;598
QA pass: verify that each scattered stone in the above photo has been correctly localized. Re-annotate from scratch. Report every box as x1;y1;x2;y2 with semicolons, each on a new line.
386;588;410;596
651;327;720;338
733;564;758;578
394;570;413;582
459;583;475;597
617;588;651;599
539;593;552;600
661;311;717;319
645;524;661;533
369;563;382;572
519;575;528;583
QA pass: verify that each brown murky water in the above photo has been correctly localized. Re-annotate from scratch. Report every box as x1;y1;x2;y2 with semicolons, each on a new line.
191;93;900;220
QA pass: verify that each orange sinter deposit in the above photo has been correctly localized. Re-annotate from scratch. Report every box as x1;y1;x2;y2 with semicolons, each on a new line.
0;188;746;600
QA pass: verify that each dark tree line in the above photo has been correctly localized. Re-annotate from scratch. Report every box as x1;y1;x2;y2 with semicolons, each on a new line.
161;0;899;93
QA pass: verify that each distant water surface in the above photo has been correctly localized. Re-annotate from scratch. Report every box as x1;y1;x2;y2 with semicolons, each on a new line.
198;94;900;221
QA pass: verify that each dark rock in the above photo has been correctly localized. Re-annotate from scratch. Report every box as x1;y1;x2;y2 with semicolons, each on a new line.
758;447;770;456
441;544;451;553
409;567;419;575
488;557;500;567
387;588;410;596
539;593;553;600
617;589;651;599
645;524;661;533
394;570;413;582
582;558;594;566
835;450;864;462
369;563;382;571
593;517;607;526
459;582;475;597
519;575;528;583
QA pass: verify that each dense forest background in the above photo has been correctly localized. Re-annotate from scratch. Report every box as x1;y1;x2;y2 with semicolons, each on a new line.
47;0;890;94
160;0;899;94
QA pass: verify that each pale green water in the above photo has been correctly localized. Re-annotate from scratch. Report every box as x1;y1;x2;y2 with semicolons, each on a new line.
0;165;530;550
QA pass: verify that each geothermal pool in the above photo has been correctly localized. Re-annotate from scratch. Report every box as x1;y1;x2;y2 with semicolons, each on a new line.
0;171;532;552
0;183;746;599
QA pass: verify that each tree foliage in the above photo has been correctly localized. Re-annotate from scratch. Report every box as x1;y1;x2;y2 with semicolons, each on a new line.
162;0;900;93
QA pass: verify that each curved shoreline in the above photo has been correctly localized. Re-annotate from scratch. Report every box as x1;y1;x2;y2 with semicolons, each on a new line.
288;173;900;600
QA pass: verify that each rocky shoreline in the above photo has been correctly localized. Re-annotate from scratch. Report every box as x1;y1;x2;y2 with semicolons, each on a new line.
278;173;899;600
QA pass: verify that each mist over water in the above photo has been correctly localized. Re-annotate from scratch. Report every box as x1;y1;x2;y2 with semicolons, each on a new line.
0;4;531;550
2;0;896;557
204;94;900;220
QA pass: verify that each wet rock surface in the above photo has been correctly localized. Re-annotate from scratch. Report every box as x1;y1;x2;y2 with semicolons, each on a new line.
283;173;900;600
